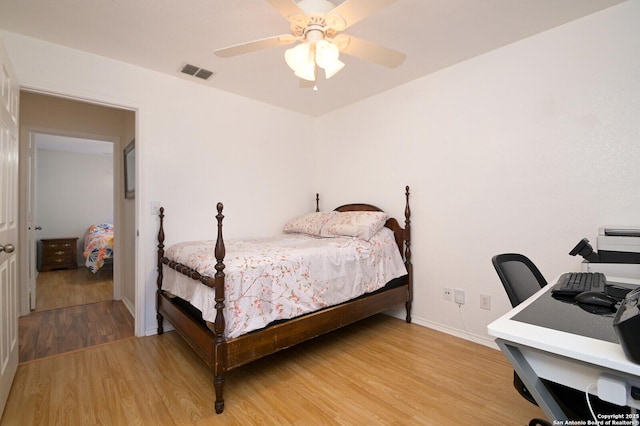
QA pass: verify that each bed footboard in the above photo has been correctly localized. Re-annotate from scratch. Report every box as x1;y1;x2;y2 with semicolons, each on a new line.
403;185;413;323
211;203;226;414
156;208;166;335
156;203;228;413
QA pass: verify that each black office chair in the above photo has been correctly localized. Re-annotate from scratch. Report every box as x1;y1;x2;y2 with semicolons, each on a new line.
492;253;628;425
492;253;551;426
492;253;547;308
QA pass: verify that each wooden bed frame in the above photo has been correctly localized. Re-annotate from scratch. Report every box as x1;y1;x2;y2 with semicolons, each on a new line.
155;186;413;414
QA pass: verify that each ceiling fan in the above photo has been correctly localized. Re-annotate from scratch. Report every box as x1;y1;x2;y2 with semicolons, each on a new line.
214;0;406;84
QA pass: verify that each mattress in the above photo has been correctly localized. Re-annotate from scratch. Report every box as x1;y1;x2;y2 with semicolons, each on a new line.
162;227;407;338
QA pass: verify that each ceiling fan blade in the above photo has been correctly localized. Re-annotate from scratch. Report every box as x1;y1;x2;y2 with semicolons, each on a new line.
264;0;305;21
215;35;297;58
337;35;405;68
328;0;397;30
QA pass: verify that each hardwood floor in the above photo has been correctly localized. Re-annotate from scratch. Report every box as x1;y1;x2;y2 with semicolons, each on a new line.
2;314;545;425
34;267;114;311
18;300;134;362
18;267;134;362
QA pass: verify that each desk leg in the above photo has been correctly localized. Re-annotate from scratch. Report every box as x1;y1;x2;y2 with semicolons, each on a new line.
496;338;568;422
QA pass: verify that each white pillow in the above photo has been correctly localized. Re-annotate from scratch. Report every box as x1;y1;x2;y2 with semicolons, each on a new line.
321;211;388;241
283;211;336;236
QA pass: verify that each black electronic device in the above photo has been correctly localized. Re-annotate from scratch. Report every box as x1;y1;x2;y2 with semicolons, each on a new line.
613;288;640;364
574;291;617;308
606;284;633;301
551;272;607;298
569;238;601;262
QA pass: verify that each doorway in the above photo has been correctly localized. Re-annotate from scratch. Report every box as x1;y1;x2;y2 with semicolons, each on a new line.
32;133;115;310
18;91;136;326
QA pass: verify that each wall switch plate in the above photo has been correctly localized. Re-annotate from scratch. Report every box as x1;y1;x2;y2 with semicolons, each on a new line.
480;294;491;310
150;201;161;215
454;289;465;305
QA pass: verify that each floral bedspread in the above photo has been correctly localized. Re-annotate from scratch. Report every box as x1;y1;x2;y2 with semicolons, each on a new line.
162;227;407;338
83;223;114;273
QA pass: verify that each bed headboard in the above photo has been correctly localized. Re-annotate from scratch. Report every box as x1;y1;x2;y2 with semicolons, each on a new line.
334;203;383;212
328;186;411;267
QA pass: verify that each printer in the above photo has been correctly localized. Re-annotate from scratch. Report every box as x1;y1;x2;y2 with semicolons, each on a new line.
570;227;640;279
596;227;640;263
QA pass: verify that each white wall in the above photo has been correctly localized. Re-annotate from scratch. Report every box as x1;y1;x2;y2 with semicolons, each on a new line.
1;30;315;335
314;1;640;344
36;148;113;265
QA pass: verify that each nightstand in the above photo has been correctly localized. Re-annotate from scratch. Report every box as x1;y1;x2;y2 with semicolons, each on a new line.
40;238;79;272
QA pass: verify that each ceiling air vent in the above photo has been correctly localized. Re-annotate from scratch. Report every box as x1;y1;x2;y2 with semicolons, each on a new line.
180;63;214;80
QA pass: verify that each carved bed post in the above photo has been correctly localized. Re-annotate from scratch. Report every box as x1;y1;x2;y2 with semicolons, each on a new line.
315;193;320;212
156;207;166;334
213;202;227;414
404;186;413;323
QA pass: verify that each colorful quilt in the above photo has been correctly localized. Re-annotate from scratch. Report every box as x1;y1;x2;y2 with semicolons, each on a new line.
83;223;114;273
162;227;407;338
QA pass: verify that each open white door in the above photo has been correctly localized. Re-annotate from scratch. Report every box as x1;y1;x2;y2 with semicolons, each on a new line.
0;39;20;415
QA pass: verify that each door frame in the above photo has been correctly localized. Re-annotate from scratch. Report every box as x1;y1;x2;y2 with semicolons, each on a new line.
16;88;142;336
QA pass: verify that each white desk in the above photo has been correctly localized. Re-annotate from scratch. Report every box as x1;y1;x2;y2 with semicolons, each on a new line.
488;276;640;422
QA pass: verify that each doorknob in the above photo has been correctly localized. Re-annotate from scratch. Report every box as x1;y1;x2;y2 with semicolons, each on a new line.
35;226;42;230
0;244;15;254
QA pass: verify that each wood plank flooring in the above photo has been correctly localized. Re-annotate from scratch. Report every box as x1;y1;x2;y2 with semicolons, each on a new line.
19;300;135;362
2;314;545;425
34;267;114;311
18;268;134;363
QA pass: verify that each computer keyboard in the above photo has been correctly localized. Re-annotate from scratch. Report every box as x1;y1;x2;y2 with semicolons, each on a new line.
550;272;607;298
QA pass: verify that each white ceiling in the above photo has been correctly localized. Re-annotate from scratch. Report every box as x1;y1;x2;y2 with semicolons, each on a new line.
0;0;627;116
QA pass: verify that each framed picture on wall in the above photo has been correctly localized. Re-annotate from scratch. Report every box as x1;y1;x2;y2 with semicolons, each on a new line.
124;139;135;199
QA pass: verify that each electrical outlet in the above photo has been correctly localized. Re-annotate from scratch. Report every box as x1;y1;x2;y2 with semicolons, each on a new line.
480;294;491;310
443;288;453;301
454;289;465;305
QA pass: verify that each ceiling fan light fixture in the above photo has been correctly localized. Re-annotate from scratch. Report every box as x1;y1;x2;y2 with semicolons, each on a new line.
322;57;344;79
314;40;337;67
293;60;316;81
285;41;317;81
285;39;344;81
315;40;344;79
284;42;311;70
294;68;316;82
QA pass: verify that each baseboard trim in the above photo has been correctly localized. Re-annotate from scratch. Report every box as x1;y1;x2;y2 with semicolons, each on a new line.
384;309;498;350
